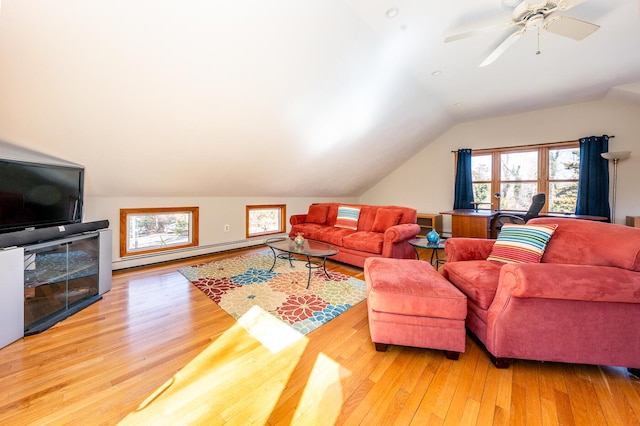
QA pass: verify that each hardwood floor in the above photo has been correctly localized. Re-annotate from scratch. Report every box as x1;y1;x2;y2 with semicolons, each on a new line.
1;246;639;425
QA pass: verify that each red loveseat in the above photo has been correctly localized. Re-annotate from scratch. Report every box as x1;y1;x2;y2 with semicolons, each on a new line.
289;203;420;268
442;217;640;374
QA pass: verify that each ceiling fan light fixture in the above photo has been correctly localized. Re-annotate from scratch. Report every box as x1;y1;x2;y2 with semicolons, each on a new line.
526;13;545;28
385;7;399;18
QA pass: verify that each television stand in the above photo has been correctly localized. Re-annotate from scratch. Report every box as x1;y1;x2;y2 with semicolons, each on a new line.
0;228;112;347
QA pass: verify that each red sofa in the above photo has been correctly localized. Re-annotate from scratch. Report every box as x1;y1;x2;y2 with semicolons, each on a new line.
442;217;640;374
289;203;420;268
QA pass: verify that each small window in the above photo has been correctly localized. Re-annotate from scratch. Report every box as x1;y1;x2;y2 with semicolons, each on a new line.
246;204;286;238
120;207;199;257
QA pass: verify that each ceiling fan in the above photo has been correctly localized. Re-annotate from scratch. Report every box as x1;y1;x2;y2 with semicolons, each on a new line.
445;0;600;67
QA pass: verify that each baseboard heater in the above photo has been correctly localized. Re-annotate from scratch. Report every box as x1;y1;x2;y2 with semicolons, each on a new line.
112;237;279;270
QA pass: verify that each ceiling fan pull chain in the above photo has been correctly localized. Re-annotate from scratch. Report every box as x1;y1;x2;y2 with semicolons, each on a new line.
536;25;541;55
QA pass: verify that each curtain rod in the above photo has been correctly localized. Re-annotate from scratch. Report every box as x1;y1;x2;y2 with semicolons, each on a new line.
451;135;615;153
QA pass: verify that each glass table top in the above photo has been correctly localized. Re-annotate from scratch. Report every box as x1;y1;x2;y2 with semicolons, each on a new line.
265;237;339;257
408;238;446;249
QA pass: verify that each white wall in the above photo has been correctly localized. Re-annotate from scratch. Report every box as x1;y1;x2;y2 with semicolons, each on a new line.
360;96;640;232
85;196;356;270
5;95;639;269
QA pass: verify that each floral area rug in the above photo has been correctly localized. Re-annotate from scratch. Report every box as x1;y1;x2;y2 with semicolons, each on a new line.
177;253;367;335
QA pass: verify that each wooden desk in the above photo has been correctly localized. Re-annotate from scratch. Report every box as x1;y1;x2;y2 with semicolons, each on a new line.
440;209;498;239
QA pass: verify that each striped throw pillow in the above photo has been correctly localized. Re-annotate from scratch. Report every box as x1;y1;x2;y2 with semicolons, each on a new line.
335;206;360;230
487;223;558;264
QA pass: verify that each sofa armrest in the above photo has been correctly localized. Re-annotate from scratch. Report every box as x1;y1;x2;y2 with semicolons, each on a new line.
499;263;640;304
380;223;421;260
444;238;495;262
384;223;421;243
290;214;307;226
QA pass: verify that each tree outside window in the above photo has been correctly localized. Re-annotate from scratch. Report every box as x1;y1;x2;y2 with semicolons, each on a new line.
472;154;492;207
500;151;538;210
548;147;579;213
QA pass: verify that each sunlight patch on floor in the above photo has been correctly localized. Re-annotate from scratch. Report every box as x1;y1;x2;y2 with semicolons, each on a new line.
292;353;351;425
118;306;350;425
238;305;305;354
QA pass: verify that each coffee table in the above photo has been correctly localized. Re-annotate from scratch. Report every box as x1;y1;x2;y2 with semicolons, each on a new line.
265;237;339;288
408;238;446;267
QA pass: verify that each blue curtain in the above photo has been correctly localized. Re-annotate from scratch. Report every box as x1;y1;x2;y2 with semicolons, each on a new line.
453;149;474;209
576;135;610;220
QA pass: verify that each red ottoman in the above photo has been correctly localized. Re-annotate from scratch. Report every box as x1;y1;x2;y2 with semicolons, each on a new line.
364;258;467;359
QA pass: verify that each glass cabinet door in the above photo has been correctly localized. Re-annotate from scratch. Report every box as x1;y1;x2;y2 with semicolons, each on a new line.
24;234;99;333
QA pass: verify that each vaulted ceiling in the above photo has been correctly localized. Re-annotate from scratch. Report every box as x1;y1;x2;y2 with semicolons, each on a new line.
0;0;639;198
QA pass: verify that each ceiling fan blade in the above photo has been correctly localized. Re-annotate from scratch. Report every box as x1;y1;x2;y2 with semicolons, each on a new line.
544;15;599;40
444;16;515;43
520;0;550;9
479;29;525;67
556;0;589;11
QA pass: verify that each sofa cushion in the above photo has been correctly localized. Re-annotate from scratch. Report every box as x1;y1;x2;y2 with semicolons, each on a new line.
290;223;325;241
315;226;356;246
306;204;329;224
529;217;640;271
487;223;557;264
343;232;384;254
442;260;503;310
335;206;360;230
356;206;377;231
371;208;403;233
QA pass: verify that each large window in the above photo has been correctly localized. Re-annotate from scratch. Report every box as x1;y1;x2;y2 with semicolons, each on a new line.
470;142;579;213
120;207;199;257
246;204;286;238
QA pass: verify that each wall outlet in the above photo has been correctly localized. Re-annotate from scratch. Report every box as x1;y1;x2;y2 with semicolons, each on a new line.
224;224;230;232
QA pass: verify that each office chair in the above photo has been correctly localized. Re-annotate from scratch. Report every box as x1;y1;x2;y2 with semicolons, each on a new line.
495;193;546;231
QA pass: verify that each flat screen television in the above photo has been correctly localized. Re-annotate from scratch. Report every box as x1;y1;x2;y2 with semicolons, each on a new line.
0;159;84;234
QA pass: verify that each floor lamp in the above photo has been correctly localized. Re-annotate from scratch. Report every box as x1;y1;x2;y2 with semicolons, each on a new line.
601;151;631;224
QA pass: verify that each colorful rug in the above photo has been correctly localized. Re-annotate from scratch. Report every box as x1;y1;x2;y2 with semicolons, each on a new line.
177;253;367;335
